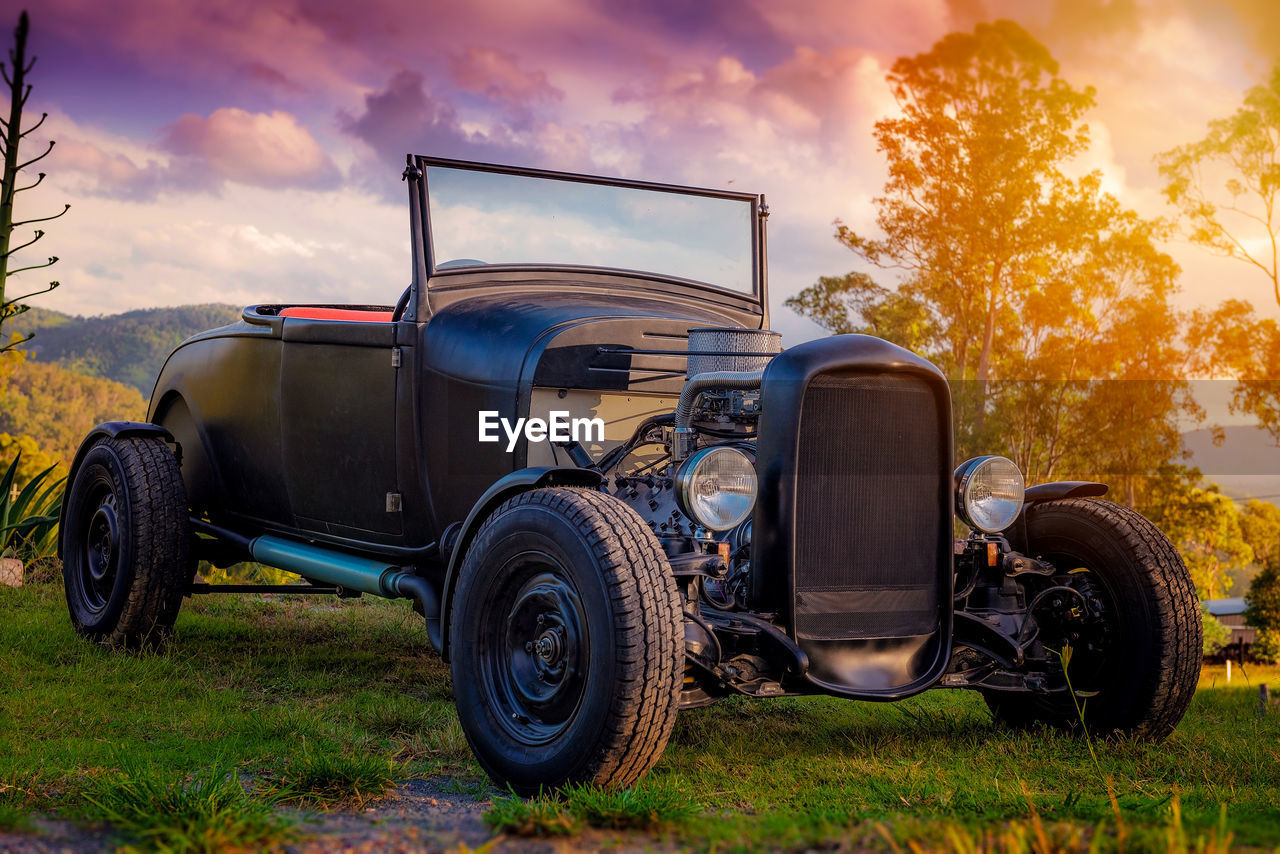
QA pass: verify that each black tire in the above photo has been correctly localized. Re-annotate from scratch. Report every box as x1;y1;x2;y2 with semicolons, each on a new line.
984;498;1201;741
450;487;682;793
61;436;192;649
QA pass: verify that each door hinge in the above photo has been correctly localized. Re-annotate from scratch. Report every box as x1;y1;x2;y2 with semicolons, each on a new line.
386;492;402;513
391;347;402;368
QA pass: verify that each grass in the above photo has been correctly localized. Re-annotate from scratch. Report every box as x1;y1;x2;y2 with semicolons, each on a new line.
272;748;400;807
79;761;293;852
484;790;581;836
2;582;1279;851
485;782;699;836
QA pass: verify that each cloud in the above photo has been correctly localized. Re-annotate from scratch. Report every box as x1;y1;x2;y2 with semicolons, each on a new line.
239;61;307;94
51;138;172;201
162;108;339;190
340;70;585;178
449;47;563;112
47;108;339;199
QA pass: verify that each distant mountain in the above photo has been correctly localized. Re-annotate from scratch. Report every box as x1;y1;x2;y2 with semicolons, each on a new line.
1182;425;1280;507
7;304;241;395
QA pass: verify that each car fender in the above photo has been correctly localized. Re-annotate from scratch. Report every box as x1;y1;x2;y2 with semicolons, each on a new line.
1004;480;1109;552
1023;481;1108;505
437;465;604;660
58;421;176;558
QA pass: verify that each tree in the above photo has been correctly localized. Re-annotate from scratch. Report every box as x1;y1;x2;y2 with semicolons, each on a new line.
1191;299;1280;445
1159;66;1280;310
825;20;1095;392
786;20;1195;498
1240;499;1280;572
1143;483;1252;600
1246;563;1280;663
0;11;68;353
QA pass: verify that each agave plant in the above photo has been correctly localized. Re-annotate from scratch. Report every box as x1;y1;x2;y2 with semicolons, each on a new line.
0;453;64;561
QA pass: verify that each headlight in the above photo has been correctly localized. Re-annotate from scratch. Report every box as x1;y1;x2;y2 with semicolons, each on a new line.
954;455;1025;533
676;446;757;531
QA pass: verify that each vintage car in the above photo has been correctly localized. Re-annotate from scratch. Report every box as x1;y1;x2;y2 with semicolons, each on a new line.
59;156;1201;792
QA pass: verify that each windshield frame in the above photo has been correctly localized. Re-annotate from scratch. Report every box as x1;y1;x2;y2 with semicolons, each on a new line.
410;155;767;322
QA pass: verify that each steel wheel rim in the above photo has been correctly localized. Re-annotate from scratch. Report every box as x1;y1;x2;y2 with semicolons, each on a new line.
76;469;121;614
1036;557;1120;695
478;551;589;746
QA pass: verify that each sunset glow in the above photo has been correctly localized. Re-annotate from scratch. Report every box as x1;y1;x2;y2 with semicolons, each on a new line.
10;0;1280;341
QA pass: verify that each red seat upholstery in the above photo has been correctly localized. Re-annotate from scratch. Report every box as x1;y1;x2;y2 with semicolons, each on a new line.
278;307;394;322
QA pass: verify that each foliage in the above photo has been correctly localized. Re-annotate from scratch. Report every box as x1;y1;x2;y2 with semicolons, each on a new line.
1239;499;1280;572
0;452;61;561
79;760;294;853
785;20;1195;500
1244;496;1280;662
0;431;60;484
1202;609;1233;656
7;303;241;393
0;11;69;353
1245;563;1280;663
0;351;145;466
1193;301;1280;446
1158;65;1280;309
1142;484;1252;600
198;560;299;586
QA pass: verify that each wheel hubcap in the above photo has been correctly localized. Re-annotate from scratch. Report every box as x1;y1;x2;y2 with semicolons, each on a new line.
87;500;119;584
481;559;589;746
72;468;124;615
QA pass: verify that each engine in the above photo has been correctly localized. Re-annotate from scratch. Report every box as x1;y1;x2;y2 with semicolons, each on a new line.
602;327;779;581
598;328;788;703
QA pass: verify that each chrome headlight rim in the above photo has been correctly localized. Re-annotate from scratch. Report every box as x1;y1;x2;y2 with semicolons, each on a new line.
954;455;1026;534
675;445;758;532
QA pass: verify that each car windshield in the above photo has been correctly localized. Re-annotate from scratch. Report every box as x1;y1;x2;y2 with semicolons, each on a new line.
424;164;756;295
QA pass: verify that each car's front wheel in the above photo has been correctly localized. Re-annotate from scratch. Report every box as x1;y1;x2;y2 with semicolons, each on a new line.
449;487;682;793
985;498;1201;740
62;435;192;649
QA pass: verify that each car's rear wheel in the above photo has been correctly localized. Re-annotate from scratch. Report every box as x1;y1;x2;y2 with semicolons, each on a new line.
449;487;682;793
984;498;1201;740
62;436;192;649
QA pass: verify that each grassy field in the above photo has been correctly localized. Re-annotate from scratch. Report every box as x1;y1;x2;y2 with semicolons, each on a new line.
1;581;1278;851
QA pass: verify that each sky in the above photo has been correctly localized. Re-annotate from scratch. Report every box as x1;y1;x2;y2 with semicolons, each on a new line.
5;0;1280;345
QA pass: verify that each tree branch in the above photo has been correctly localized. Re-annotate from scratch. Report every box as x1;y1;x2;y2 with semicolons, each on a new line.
6;257;58;276
13;171;44;192
1;229;43;256
3;278;59;304
0;332;34;353
12;203;69;226
15;139;52;170
18;110;45;137
2;279;59;303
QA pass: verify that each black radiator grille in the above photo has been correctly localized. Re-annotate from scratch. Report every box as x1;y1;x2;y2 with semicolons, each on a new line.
793;374;944;640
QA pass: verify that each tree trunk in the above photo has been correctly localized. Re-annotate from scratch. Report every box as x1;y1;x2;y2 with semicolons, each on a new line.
973;273;1000;433
0;12;29;339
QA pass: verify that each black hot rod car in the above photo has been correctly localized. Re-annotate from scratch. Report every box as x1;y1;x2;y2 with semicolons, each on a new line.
60;156;1201;792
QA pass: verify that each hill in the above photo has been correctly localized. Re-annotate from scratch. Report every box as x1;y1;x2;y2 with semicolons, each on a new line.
7;304;240;394
0;355;146;475
1182;425;1280;507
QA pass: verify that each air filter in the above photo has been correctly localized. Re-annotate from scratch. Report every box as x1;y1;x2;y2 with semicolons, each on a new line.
686;327;782;377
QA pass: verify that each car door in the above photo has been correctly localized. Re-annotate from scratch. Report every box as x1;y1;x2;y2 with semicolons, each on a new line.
278;315;403;538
